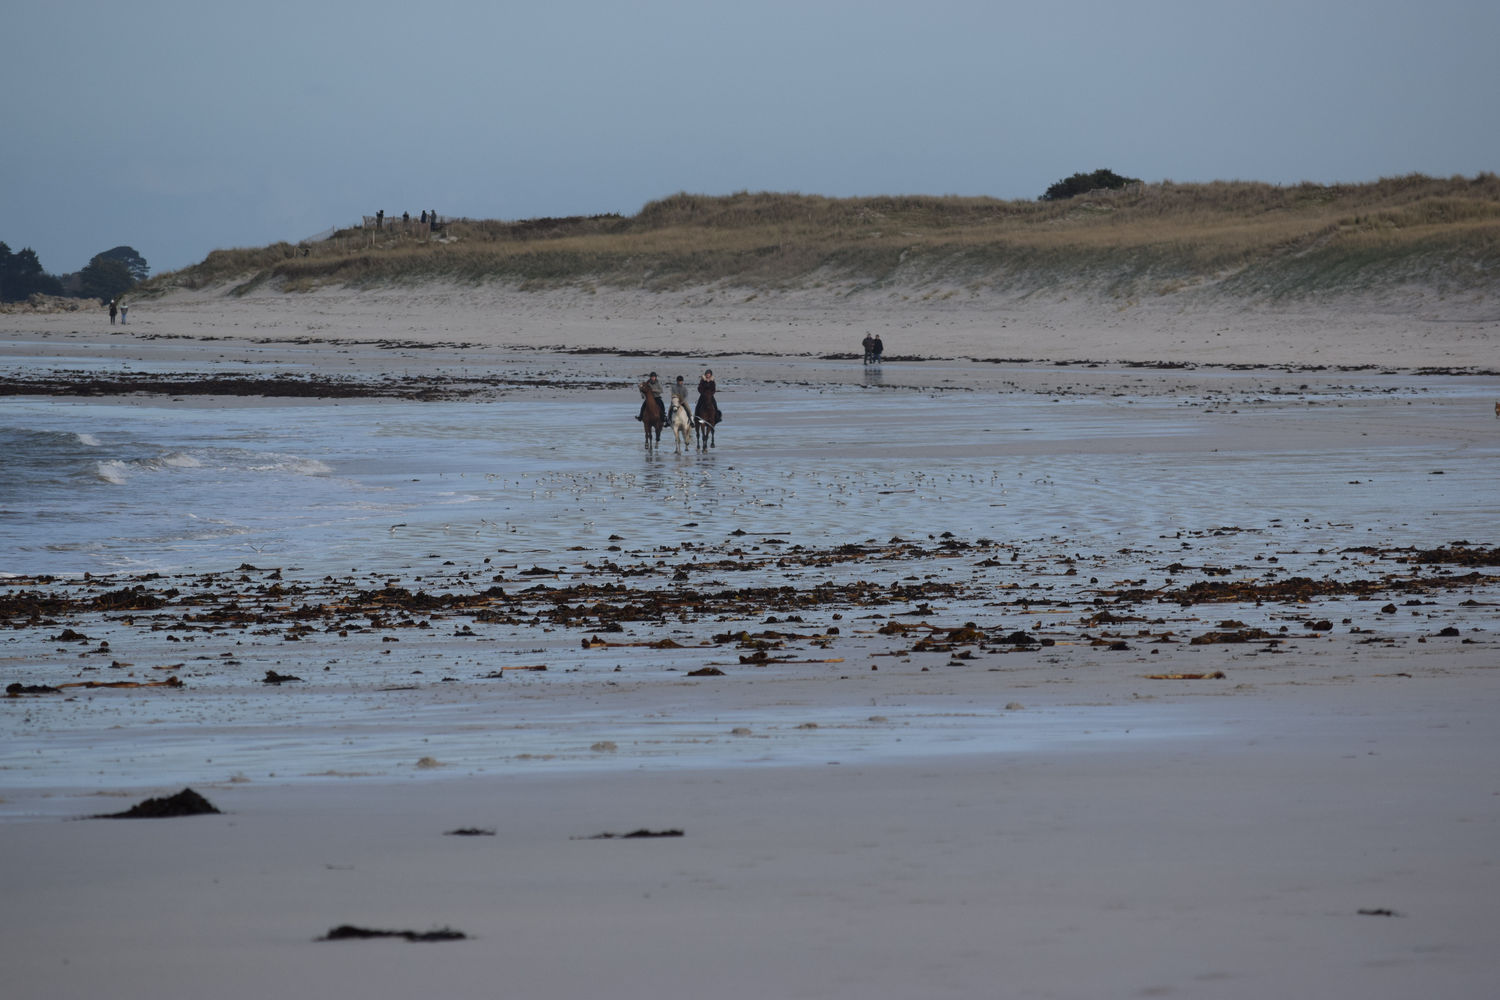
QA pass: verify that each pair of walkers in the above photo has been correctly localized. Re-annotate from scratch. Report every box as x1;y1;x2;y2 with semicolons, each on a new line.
639;370;721;426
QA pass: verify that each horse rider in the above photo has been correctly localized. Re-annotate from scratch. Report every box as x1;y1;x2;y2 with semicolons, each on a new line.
670;375;690;418
695;369;721;425
637;371;665;423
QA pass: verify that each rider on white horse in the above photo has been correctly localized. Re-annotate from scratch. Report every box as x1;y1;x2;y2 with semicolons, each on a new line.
669;395;694;452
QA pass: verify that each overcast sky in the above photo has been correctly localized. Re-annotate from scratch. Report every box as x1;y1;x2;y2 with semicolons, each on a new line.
4;0;1496;275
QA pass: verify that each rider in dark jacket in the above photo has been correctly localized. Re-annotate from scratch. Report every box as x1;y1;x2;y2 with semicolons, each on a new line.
695;369;721;425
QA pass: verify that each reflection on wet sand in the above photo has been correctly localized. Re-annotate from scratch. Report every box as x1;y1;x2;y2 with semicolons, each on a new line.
2;350;1497;802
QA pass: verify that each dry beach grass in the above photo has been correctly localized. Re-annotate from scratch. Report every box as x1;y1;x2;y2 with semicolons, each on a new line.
147;175;1500;304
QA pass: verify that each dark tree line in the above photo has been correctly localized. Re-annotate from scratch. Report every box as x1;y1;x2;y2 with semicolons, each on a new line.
0;243;63;302
0;242;147;303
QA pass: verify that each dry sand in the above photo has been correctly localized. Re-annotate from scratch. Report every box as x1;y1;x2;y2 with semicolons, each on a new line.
3;283;1499;999
10;278;1499;368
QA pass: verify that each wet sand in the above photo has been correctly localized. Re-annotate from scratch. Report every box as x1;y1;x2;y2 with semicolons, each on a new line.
3;292;1500;999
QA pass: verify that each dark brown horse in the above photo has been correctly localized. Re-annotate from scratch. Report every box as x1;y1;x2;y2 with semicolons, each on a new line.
694;386;720;450
639;382;665;450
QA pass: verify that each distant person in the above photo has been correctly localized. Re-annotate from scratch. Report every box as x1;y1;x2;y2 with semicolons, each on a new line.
376;209;384;228
872;335;884;363
695;369;721;425
108;299;117;325
119;299;128;324
420;210;428;224
862;333;875;364
402;211;410;224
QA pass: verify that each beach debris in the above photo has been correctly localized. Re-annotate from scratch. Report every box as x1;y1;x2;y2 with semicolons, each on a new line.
8;677;182;696
13;534;1485;645
444;828;495;837
582;829;684;840
1189;628;1275;645
415;756;445;769
1356;908;1402;918
6;682;62;696
591;741;619;752
1;367;608;403
320;925;467;942
480;665;547;677
2;532;1495;729
1402;543;1500;566
96;788;220;819
583;635;692;649
1143;672;1227;680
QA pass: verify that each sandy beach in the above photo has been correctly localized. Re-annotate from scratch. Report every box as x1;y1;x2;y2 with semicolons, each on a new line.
7;278;1499;369
3;284;1499;998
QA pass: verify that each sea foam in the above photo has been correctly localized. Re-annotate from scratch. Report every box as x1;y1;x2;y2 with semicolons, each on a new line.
96;460;130;484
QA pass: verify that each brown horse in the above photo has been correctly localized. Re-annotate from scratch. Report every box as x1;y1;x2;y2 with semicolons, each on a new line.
694;392;719;450
639;382;665;450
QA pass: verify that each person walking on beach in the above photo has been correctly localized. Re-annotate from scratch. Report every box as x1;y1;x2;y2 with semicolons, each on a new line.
108;299;117;325
862;333;876;364
871;335;884;363
119;299;128;324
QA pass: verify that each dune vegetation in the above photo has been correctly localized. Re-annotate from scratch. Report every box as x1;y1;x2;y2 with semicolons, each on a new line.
147;174;1500;305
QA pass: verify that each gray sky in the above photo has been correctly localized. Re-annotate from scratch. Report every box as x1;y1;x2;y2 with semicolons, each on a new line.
4;0;1496;275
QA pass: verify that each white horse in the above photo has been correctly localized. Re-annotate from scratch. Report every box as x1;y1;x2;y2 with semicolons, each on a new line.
669;397;694;453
